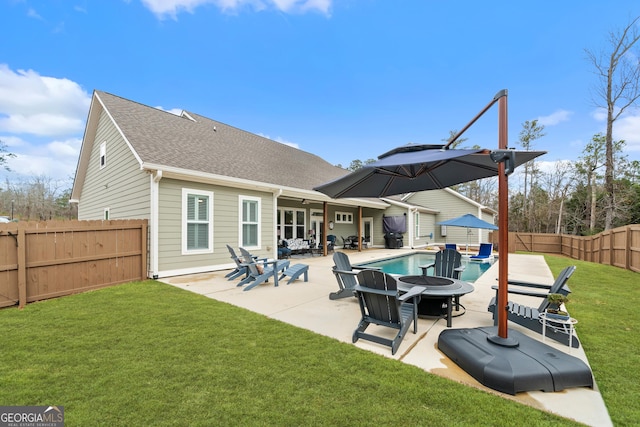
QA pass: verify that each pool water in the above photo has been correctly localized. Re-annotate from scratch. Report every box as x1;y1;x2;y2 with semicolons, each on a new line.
356;252;494;282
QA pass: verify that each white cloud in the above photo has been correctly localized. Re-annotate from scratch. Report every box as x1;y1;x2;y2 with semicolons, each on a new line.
3;137;81;183
155;106;184;115
0;113;85;136
614;112;640;151
537;109;572;126
0;64;91;136
591;107;607;122
48;138;81;158
0;135;28;148
589;107;640;151
276;137;299;149
139;0;331;19
27;8;44;20
257;132;299;148
0;64;89;182
272;0;330;13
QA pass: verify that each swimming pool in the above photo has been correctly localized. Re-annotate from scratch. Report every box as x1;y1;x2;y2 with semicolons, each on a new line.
355;252;494;282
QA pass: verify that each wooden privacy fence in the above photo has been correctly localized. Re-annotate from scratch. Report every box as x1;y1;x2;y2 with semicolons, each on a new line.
0;219;148;309
503;224;640;273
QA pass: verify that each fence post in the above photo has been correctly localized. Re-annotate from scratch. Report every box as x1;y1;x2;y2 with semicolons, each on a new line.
610;230;614;266
141;221;148;280
17;223;26;309
626;226;631;271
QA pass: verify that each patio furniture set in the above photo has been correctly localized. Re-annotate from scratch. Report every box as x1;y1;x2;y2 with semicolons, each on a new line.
226;243;580;359
331;249;581;356
226;245;310;291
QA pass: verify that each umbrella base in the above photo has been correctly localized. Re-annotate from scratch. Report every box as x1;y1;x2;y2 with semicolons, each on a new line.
437;326;593;395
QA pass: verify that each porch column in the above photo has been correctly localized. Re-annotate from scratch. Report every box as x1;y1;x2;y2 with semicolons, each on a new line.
358;206;363;252
323;201;328;256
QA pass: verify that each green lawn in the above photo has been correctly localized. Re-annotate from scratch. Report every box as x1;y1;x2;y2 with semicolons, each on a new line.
0;254;636;426
544;254;640;427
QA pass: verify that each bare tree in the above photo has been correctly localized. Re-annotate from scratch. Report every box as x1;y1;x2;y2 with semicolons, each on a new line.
1;175;74;221
0;139;16;171
575;134;607;231
540;161;574;234
585;15;640;229
518;120;545;231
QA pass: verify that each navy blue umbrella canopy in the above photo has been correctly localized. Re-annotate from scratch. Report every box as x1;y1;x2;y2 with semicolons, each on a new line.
438;214;498;230
314;144;545;199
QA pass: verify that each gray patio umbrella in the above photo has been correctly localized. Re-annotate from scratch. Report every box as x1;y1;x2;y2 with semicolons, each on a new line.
314;144;542;199
314;140;545;340
437;213;498;253
314;91;593;394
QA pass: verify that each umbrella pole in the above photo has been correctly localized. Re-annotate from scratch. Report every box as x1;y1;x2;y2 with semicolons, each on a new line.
466;228;469;254
488;90;518;346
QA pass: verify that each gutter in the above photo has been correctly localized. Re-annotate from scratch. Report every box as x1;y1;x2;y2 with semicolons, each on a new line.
140;162;388;209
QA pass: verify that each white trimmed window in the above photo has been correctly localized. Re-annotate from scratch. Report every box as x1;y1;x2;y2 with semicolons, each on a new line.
99;142;106;169
182;188;214;254
104;208;110;220
335;211;353;224
278;208;306;239
240;196;261;249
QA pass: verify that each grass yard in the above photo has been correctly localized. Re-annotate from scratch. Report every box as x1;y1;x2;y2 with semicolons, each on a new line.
544;254;640;427
0;277;586;426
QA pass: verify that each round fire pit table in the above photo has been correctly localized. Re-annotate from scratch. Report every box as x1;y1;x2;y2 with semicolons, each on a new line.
397;275;475;327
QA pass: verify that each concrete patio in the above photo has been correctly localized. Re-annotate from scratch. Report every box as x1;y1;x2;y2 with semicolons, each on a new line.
159;249;612;427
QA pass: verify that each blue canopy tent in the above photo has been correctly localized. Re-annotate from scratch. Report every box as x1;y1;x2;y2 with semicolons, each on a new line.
437;213;498;254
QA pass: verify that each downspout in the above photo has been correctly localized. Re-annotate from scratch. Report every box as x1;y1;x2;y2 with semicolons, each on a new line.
477;207;483;247
410;207;418;249
150;170;162;279
273;189;282;259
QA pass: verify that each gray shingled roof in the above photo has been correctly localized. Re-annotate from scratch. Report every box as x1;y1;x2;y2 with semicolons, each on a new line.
96;90;350;190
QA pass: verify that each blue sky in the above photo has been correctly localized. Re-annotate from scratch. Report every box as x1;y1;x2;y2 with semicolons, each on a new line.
2;0;640;186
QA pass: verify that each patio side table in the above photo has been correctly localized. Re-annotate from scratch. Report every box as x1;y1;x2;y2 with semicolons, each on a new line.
539;311;578;353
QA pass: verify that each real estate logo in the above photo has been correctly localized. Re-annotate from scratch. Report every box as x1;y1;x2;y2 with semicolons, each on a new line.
0;406;64;427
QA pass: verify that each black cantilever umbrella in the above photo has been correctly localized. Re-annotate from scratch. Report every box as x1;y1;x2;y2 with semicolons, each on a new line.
315;144;542;199
314;139;544;345
315;141;545;342
314;91;593;395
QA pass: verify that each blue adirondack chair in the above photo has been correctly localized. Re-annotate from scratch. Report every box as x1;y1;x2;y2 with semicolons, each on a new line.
236;247;289;291
420;249;465;279
225;244;266;280
330;251;379;300
352;270;425;355
487;265;578;347
420;248;466;310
